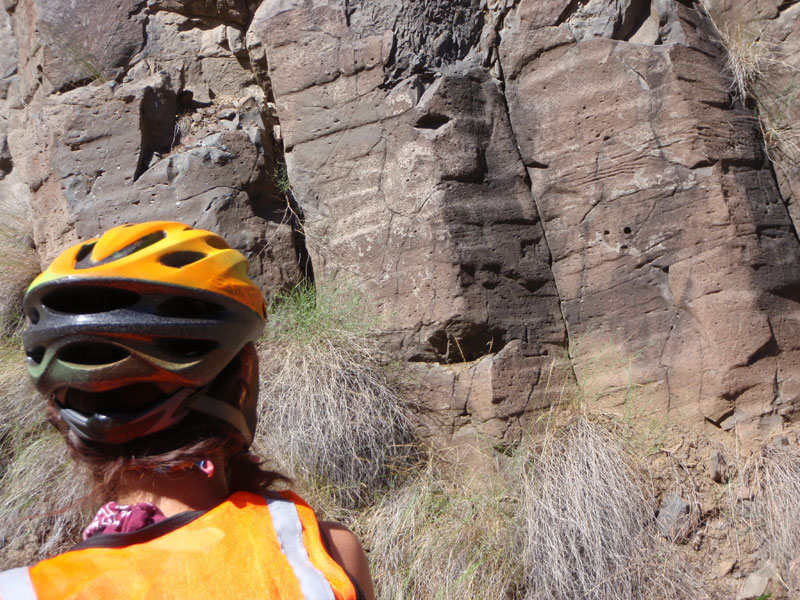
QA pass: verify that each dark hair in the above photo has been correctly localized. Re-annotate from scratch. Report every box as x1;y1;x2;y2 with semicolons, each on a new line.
46;404;289;501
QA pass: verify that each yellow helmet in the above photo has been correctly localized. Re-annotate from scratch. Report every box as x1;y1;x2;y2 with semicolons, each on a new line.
23;221;266;446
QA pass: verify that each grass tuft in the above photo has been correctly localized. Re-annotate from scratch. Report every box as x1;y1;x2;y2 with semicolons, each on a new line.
273;162;292;195
700;4;800;167
0;334;91;569
0;427;91;569
719;21;769;103
363;461;524;600
255;281;417;510
745;443;800;594
0;197;90;568
360;411;701;600
519;416;699;600
0;197;39;334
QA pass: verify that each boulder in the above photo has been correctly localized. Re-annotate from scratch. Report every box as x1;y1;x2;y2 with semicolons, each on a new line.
737;562;777;600
656;491;693;542
7;0;145;101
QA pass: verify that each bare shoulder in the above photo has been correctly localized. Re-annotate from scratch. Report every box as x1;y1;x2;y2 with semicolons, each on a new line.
319;521;376;600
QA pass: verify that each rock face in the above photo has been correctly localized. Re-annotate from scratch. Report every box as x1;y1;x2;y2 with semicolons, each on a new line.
250;0;568;443
2;0;304;291
705;0;800;234
0;7;17;181
3;0;800;445
499;1;800;438
246;0;800;442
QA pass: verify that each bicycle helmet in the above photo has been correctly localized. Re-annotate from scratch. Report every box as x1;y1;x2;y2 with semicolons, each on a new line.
23;221;266;447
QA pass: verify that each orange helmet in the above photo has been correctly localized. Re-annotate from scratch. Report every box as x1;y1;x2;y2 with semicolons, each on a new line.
23;221;266;447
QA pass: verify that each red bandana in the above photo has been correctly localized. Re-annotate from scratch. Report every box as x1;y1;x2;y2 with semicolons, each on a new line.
82;502;166;540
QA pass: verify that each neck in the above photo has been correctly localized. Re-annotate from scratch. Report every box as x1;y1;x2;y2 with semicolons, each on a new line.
116;464;230;517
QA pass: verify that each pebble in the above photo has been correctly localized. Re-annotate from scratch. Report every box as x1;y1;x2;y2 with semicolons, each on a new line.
715;559;736;578
736;562;775;600
708;450;729;483
656;492;693;541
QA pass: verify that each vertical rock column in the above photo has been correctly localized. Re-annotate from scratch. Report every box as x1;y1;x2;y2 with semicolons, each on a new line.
251;0;569;444
703;0;800;233
499;0;800;437
0;7;17;183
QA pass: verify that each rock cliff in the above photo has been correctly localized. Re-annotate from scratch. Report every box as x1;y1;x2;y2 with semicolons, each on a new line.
2;0;800;445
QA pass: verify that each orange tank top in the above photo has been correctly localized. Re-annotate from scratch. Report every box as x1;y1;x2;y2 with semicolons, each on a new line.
0;491;358;600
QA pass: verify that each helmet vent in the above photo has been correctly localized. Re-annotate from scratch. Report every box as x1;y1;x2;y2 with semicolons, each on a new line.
27;346;45;364
74;242;96;264
159;251;206;268
59;343;130;366
154;338;219;358
75;231;166;269
154;297;224;320
42;286;141;314
28;308;40;324
205;237;229;250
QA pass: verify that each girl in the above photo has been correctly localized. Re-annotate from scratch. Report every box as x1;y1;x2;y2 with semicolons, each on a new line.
0;221;375;600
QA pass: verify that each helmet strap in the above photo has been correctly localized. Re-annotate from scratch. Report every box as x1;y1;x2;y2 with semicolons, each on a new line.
57;386;252;446
186;393;253;446
59;387;196;444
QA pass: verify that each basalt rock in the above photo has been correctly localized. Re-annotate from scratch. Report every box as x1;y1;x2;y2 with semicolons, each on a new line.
8;0;146;102
499;0;800;439
2;0;303;292
250;0;569;444
705;0;800;235
0;7;16;180
3;0;800;446
147;0;262;24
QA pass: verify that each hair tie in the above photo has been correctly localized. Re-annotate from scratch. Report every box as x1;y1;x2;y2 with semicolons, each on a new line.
195;458;215;478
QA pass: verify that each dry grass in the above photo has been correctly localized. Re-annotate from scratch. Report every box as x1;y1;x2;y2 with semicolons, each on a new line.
0;197;39;334
723;26;800;165
742;443;800;595
255;281;417;510
755;76;800;167
518;415;700;600
719;21;769;102
698;3;771;103
362;461;524;600
359;409;704;600
701;4;800;166
0;199;91;568
0;425;90;569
